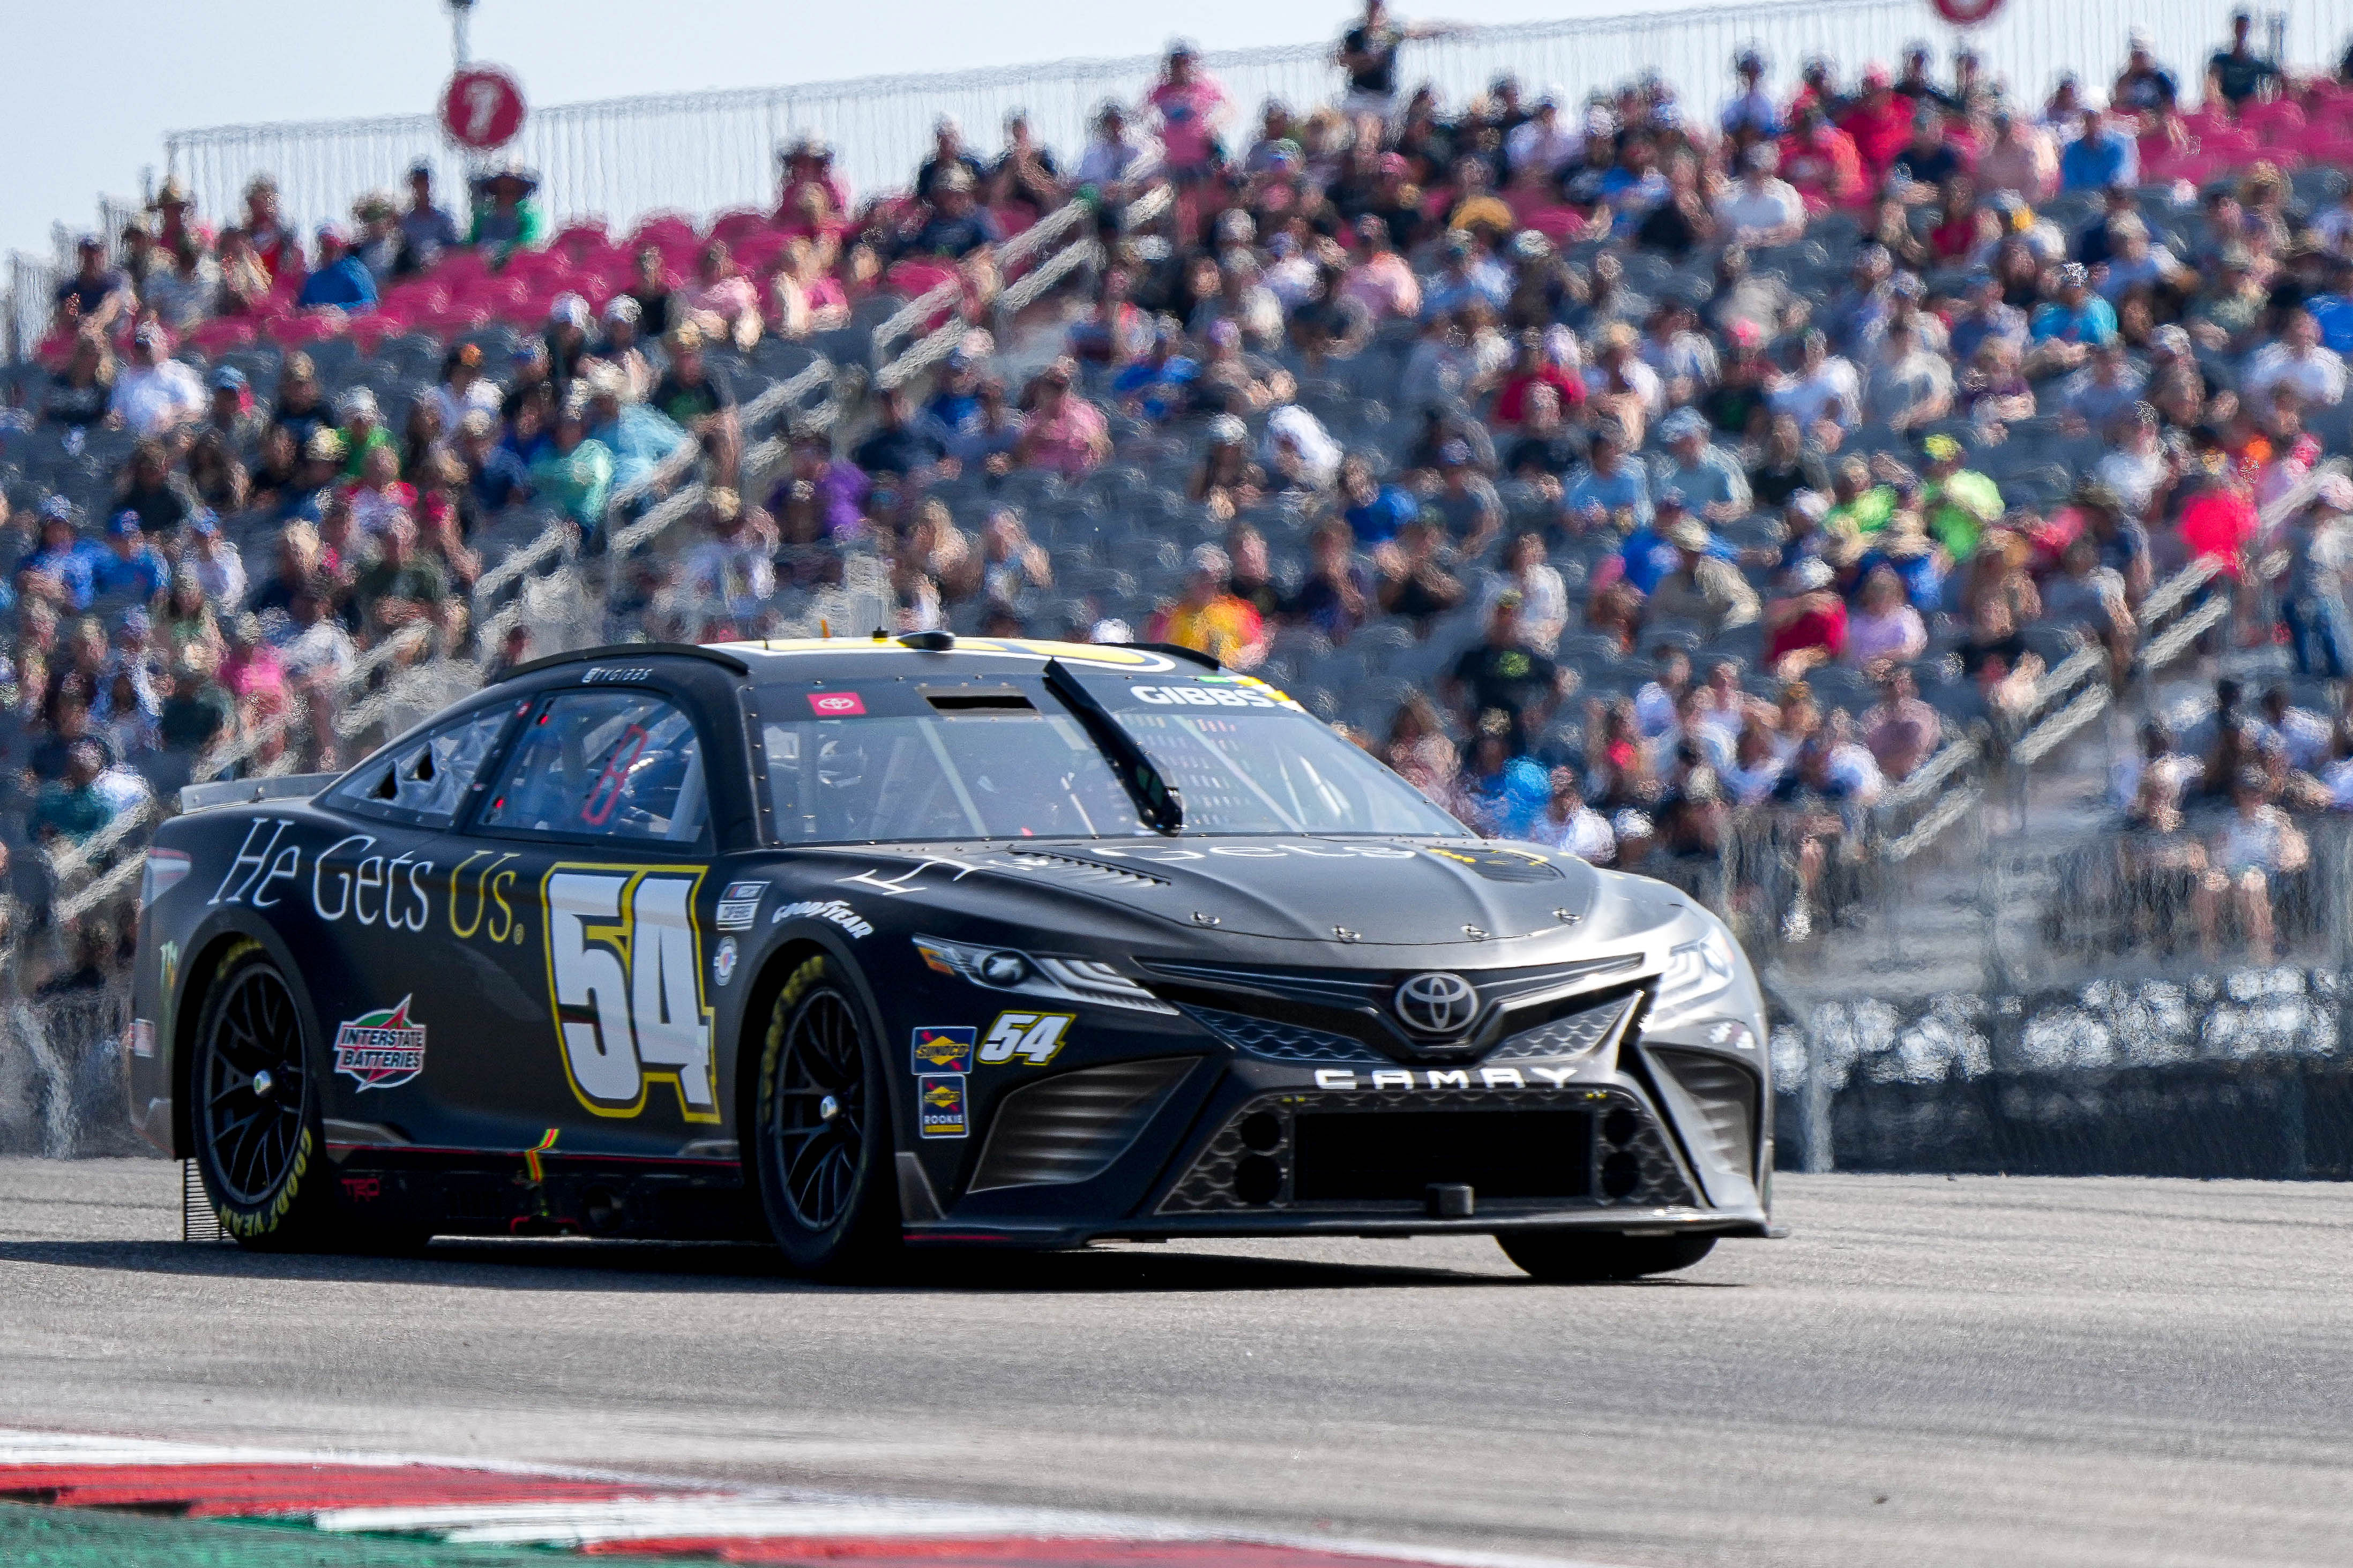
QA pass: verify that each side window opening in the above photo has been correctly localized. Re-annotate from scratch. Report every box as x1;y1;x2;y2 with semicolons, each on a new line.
323;703;514;829
478;690;709;845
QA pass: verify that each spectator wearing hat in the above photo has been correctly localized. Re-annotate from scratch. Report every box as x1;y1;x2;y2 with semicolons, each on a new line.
543;293;599;401
468;162;546;258
92;512;169;603
1648;515;1761;639
239;175;302;281
330;388;393;481
295;226;377;311
1721;49;1782;146
1657;407;1752;524
2025;262;2117;378
1919;433;2001;558
1887;104;1963;205
530;393;615;534
18;502;102;614
1763;556;1848;678
428;344;501;437
51;234;132;340
590;295;659;401
109;326;204;438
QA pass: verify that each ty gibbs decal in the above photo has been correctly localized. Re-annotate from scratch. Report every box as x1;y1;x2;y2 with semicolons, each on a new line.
917;1074;968;1138
333;997;428;1091
912;1026;975;1074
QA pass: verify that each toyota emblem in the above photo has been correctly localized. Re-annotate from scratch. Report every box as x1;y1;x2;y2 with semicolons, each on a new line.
1393;972;1477;1036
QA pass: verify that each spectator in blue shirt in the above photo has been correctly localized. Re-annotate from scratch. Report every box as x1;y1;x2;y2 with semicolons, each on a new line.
1565;425;1652;532
17;502;103;613
93;512;169;602
2027;262;2120;378
1618;492;1736;596
295;226;378;311
1111;322;1201;423
1339;454;1420;545
2057;109;2138;193
586;377;690;501
1420;232;1509;320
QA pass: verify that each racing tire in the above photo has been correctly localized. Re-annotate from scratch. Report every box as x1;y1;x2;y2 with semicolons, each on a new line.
752;956;901;1279
1498;1231;1717;1282
190;943;334;1251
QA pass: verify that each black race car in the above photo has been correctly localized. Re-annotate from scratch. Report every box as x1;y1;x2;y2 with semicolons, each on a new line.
130;636;1771;1280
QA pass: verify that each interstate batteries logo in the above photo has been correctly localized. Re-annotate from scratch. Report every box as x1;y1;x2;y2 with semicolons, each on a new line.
332;997;428;1091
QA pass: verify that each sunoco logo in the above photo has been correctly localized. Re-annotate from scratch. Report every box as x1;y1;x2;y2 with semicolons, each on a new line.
333;997;428;1091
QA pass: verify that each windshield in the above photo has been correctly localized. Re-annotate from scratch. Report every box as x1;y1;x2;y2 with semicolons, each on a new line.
760;680;1466;844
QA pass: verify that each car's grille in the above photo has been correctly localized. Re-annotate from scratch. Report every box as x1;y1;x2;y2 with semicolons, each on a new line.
1183;1004;1386;1063
1291;1109;1592;1201
1138;954;1642;1016
1156;1084;1697;1214
1650;1049;1759;1177
967;1057;1198;1192
1483;995;1638;1063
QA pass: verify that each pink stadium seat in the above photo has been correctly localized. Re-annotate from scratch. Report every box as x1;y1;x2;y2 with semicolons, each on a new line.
2240;100;2308;142
262;312;341;348
183;318;257;355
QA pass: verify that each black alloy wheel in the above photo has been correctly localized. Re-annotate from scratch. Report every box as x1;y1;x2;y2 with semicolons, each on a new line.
755;957;899;1276
192;945;330;1248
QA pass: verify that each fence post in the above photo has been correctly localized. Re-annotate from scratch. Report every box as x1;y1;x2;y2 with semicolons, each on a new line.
1800;1011;1834;1174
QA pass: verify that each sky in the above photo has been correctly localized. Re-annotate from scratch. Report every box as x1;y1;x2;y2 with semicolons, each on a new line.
1;0;1630;259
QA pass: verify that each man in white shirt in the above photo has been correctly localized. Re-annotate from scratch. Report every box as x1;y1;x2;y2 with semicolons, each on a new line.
1528;769;1616;864
1505;94;1582;178
1769;328;1862;445
1713;144;1804;247
2243;309;2347;408
109;326;205;437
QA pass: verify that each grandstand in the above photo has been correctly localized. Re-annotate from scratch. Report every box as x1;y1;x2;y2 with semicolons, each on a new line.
7;1;2353;1170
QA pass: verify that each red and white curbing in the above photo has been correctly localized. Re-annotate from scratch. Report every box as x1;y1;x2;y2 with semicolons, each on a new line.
0;1430;1625;1568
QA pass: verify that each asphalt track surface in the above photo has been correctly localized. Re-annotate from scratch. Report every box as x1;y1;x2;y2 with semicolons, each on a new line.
1;1161;2348;1568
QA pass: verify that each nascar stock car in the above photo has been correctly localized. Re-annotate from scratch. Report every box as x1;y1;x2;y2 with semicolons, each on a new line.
130;635;1773;1280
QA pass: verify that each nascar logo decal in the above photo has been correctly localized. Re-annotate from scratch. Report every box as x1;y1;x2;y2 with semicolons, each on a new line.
917;1074;968;1138
715;881;765;929
332;997;428;1091
542;864;717;1123
912;1026;975;1074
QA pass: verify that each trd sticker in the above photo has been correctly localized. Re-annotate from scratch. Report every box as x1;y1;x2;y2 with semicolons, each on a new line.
979;1011;1074;1066
131;1019;155;1059
333;997;428;1091
542;864;717;1123
713;936;739;987
917;1074;968;1138
912;1026;976;1074
808;691;866;716
715;881;765;929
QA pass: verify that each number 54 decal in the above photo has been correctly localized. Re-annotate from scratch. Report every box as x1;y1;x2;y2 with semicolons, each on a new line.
979;1011;1074;1066
543;865;716;1122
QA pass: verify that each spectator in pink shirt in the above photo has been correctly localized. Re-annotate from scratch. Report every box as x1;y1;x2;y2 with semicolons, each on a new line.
1340;216;1421;320
677;241;764;352
1017;359;1111;477
1147;42;1231;183
775;135;854;223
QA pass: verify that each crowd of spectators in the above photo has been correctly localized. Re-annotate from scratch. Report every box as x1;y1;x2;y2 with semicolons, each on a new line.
14;4;2353;984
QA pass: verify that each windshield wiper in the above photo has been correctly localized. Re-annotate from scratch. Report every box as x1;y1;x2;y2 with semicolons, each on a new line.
1043;658;1184;834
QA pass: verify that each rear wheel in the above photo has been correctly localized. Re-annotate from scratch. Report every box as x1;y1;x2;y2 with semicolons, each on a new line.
1499;1231;1717;1282
191;944;332;1250
753;956;900;1278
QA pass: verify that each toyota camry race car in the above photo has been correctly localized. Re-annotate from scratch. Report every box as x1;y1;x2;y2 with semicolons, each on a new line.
131;635;1772;1280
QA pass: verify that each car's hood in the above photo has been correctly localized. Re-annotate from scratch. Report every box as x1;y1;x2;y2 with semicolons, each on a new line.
790;837;1687;949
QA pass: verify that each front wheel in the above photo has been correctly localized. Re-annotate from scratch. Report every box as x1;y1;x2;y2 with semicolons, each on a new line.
752;956;900;1278
191;943;332;1250
1499;1231;1717;1282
